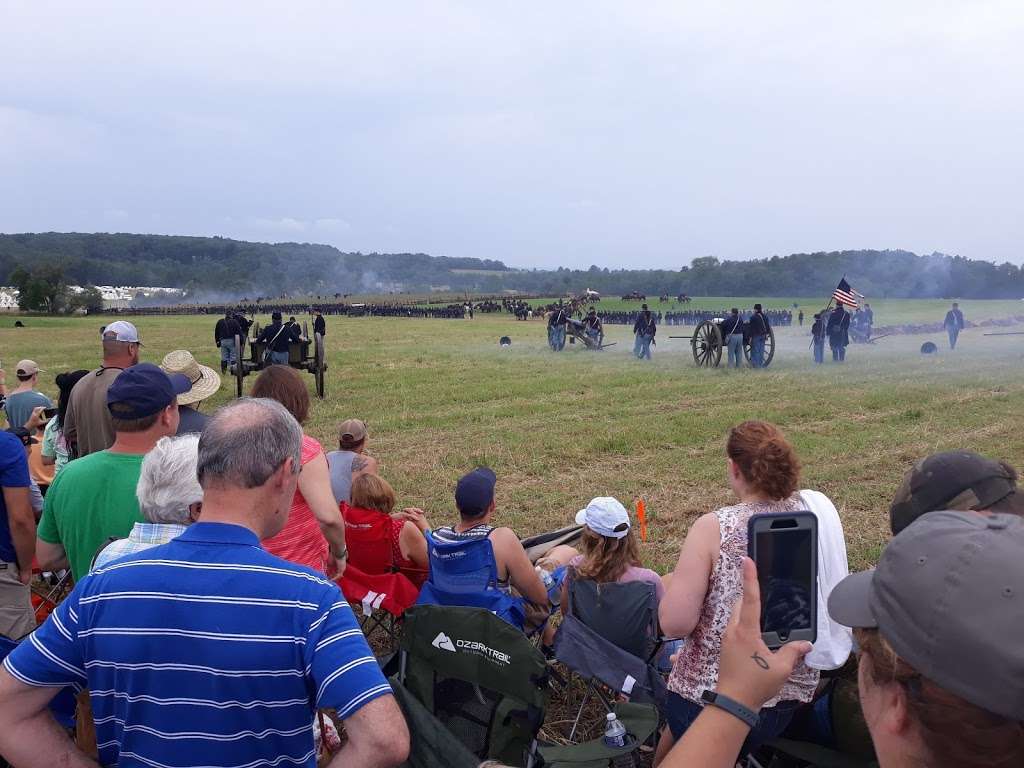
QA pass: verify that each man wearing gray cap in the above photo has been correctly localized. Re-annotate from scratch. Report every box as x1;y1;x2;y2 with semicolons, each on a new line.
827;510;1023;768
650;511;1023;768
63;320;142;458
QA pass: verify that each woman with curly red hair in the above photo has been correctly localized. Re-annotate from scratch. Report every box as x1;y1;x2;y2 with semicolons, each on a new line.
654;420;849;764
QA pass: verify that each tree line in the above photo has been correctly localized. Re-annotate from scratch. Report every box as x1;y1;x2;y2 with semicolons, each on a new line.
1;233;1022;304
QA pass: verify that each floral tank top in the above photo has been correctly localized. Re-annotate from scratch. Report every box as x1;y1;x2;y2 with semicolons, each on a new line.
667;495;819;707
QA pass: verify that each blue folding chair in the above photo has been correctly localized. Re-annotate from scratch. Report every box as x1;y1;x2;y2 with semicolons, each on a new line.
416;532;527;629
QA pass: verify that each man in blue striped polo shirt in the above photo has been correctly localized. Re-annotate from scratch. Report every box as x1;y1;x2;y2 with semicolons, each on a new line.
0;398;409;768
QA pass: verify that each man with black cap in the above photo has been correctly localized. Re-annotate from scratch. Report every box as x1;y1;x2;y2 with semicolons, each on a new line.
35;363;191;581
313;309;327;338
633;303;657;359
810;312;826;364
825;302;851;362
214;310;242;374
747;304;770;368
547;303;570;351
889;450;1024;535
257;312;302;365
942;301;965;349
721;308;744;368
583;307;603;346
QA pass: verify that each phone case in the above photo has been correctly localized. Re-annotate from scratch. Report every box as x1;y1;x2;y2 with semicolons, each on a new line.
747;511;818;650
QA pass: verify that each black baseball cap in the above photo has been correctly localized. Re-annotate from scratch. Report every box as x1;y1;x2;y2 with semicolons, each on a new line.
455;467;497;517
107;363;191;420
889;451;1024;534
828;510;1024;721
6;426;38;446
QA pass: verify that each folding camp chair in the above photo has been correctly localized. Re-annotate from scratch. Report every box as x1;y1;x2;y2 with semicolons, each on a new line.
416;532;527;630
336;504;424;652
30;565;73;624
394;604;549;767
552;572;668;742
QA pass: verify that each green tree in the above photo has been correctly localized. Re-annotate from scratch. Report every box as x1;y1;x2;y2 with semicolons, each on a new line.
9;264;68;312
67;285;104;314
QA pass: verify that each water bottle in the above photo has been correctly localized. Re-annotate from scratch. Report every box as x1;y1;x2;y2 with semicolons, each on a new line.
603;713;636;767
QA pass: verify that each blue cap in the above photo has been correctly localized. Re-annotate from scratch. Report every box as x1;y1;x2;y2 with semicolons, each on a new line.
107;363;191;420
455;466;497;516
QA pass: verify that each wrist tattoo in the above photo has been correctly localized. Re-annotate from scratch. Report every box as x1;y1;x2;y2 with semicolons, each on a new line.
751;653;769;670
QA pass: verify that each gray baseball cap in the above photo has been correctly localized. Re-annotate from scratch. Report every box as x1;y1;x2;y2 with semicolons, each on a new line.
828;510;1024;720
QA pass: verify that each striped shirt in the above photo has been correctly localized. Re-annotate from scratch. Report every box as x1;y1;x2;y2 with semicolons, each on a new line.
4;522;391;768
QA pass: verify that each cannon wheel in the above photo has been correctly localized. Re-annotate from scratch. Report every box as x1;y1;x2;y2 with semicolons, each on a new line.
314;332;326;399
743;324;776;367
233;334;245;398
691;320;723;368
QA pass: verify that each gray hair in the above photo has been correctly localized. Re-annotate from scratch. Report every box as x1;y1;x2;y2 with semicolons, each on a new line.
136;434;202;525
197;397;302;489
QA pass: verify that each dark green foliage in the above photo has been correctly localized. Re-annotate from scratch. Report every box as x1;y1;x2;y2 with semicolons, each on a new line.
9;263;68;312
1;233;1021;298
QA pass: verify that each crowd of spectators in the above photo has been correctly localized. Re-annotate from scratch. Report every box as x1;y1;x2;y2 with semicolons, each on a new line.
0;321;1020;768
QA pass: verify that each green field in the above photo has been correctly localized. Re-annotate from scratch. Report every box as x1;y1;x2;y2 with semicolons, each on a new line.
3;298;1023;572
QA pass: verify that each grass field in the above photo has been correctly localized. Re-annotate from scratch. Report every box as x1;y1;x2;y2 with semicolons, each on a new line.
3;298;1023;573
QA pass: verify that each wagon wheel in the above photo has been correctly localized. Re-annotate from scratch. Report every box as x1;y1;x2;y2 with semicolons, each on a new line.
691;320;723;368
314;332;326;399
233;334;245;398
743;324;776;367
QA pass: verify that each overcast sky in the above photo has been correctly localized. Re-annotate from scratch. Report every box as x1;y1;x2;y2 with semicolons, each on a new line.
2;2;1022;269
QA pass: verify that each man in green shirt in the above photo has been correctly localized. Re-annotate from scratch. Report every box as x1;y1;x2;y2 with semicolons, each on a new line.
36;363;190;580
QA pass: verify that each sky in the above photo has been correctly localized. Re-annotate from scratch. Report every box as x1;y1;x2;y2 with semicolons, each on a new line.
1;2;1022;269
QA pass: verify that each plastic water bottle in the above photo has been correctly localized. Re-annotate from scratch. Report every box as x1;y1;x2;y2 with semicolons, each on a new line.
603;713;636;767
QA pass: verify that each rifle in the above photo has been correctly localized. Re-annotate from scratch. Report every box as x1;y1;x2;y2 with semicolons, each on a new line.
983;331;1024;336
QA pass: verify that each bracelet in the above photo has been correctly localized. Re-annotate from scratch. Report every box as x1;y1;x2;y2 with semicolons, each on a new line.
333;548;348;561
700;690;759;728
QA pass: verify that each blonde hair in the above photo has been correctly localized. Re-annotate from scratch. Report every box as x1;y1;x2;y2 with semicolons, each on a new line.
575;527;642;583
350;474;395;515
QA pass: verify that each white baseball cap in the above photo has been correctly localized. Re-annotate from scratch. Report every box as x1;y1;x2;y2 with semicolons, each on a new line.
575;497;631;539
102;320;142;344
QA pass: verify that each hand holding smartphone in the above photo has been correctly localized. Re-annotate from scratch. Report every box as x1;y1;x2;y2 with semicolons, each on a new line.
747;512;818;649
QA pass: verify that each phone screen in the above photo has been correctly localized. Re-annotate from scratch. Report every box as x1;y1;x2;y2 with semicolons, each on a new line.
755;528;814;634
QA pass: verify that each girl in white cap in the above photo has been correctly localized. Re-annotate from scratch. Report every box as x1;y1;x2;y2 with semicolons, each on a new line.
563;496;664;608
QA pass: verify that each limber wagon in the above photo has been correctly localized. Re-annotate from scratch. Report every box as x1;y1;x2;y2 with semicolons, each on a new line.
231;321;327;398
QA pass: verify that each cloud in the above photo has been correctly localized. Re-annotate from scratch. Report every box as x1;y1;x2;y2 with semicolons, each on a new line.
0;2;1022;266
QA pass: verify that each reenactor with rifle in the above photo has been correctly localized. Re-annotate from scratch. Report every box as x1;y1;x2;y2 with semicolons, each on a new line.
313;309;327;337
811;312;826;364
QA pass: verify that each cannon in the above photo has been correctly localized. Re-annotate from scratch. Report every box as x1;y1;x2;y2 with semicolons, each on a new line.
672;319;776;368
231;320;327;399
564;318;615;350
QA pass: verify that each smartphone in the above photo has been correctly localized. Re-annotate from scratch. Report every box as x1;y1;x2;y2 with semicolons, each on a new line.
747;512;818;649
43;407;58;419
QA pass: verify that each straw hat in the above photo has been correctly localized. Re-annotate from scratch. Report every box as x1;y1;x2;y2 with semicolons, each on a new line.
160;350;221;406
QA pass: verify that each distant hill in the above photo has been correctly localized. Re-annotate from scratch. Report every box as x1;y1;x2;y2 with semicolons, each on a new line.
1;232;1021;300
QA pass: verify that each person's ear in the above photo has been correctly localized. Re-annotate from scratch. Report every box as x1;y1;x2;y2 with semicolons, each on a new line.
188;501;202;522
874;676;913;739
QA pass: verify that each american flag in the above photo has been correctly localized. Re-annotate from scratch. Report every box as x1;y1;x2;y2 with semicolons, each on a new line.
832;277;862;308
